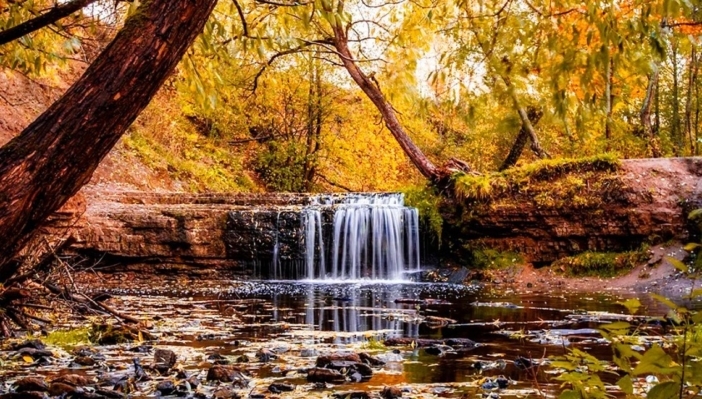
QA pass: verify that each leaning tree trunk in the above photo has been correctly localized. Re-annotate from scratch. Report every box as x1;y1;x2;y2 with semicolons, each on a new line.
330;25;444;183
499;107;543;171
0;0;218;278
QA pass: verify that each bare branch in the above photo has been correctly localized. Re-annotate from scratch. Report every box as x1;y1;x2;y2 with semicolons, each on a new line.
0;0;101;46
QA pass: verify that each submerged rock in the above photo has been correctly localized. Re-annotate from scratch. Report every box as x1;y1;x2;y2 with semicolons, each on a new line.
331;392;370;399
211;386;240;399
306;368;345;384
268;383;295;393
0;393;46;399
381;387;403;399
154;348;177;369
206;365;247;385
12;377;48;393
10;340;46;351
156;380;176;395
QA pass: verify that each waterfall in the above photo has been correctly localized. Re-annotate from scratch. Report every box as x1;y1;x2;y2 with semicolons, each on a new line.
302;193;421;280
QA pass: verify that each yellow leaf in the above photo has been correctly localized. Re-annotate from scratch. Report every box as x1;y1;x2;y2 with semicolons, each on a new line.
22;355;33;363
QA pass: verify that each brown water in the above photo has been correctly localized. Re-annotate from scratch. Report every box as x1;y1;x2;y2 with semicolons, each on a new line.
0;281;680;398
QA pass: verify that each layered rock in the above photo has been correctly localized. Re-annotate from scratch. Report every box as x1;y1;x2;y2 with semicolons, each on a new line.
441;158;702;265
44;158;702;274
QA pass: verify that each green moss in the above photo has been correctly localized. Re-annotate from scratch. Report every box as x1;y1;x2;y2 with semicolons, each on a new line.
552;249;650;277
453;154;621;208
43;327;92;348
403;185;443;242
464;247;524;269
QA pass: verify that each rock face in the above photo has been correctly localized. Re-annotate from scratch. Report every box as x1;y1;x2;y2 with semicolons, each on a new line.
441;158;702;265
53;191;313;277
45;158;702;274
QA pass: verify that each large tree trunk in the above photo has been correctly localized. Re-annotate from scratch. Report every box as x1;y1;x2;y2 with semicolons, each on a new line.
330;25;443;183
0;0;218;277
499;107;543;171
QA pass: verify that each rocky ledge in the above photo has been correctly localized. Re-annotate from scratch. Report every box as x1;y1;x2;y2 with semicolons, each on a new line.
44;157;702;275
441;157;702;265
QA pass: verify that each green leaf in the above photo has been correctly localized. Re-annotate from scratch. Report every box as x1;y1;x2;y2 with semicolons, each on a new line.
601;321;631;331
559;389;582;399
667;257;688;273
617;374;633;395
618;298;642;314
647;381;680;399
684;243;701;252
689;209;702;220
651;293;680;310
632;345;678;376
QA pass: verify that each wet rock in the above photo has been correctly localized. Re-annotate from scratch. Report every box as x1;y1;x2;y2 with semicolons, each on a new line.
128;344;152;353
235;354;250;363
154;348;177;369
49;382;80;396
211;387;240;399
0;393;46;399
113;377;135;394
359;352;385;366
16;347;53;359
316;353;362;366
256;348;277;362
306;368;345;384
206;365;247;385
207;352;230;364
321;360;373;378
12;377;48;392
133;358;151;381
95;388;125;399
72;356;96;366
514;356;534;370
381;386;403;399
156;380;176;395
10;339;45;351
331;392;370;399
52;374;89;387
348;372;364;382
268;383;294;393
300;348;317;357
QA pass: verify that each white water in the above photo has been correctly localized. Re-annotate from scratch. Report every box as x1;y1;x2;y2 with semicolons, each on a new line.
301;193;421;280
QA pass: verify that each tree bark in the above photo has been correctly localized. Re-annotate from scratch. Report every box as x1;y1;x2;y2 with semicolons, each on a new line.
640;67;662;158
0;0;101;46
0;0;218;276
672;40;682;155
330;25;443;182
499;107;543;171
685;46;698;154
605;55;613;150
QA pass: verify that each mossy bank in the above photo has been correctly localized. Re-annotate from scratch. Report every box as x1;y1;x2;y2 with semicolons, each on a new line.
440;157;702;266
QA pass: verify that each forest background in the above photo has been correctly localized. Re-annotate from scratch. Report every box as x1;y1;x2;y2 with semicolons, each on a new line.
1;0;701;196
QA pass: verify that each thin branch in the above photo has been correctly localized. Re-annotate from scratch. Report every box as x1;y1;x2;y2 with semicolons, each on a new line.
254;0;312;6
0;0;100;46
232;0;250;37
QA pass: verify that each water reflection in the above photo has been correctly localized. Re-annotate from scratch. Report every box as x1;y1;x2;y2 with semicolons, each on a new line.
269;283;420;344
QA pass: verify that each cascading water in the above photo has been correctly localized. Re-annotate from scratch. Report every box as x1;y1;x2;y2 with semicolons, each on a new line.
302;193;421;280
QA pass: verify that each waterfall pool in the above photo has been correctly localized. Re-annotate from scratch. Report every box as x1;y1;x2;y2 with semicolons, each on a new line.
0;279;682;398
